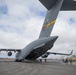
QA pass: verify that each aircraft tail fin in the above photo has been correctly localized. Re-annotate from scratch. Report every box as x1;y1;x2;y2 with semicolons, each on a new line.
39;0;63;38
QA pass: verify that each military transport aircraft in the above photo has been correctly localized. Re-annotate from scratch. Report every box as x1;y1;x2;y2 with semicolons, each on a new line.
0;0;76;62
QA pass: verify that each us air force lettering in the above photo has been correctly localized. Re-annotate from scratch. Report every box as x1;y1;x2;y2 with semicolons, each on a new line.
0;0;76;62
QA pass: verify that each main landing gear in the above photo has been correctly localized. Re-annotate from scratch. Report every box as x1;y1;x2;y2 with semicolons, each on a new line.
15;59;23;62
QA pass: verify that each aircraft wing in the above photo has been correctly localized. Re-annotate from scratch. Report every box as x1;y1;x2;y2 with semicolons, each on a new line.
47;50;73;56
0;49;21;56
41;50;73;58
0;49;21;52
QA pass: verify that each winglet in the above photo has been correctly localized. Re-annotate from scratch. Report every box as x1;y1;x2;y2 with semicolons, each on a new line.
70;50;73;55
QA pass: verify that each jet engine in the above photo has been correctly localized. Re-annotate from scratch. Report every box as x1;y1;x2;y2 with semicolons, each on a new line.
41;52;50;58
7;51;12;56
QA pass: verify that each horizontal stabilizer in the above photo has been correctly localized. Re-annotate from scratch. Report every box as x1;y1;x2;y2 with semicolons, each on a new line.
39;0;57;10
39;0;76;10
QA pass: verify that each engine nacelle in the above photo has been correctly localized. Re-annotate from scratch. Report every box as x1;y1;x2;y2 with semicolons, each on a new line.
7;51;12;56
41;52;50;58
41;54;48;58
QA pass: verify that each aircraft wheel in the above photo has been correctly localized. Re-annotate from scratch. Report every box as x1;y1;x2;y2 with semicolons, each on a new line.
15;59;22;62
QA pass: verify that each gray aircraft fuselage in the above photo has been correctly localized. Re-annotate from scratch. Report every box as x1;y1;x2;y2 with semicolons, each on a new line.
15;0;63;61
15;0;62;61
16;36;58;60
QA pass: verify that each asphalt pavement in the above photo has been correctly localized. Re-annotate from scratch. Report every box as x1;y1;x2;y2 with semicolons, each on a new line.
0;60;76;75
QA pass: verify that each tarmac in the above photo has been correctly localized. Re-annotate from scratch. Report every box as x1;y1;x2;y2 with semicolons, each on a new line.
0;59;76;75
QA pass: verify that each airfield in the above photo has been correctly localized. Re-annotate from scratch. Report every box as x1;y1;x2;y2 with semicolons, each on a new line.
0;58;76;75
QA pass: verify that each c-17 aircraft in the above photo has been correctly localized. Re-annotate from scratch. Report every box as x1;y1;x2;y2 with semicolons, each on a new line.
0;0;76;62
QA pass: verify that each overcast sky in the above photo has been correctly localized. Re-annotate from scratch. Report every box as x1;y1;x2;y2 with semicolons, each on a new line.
0;0;76;58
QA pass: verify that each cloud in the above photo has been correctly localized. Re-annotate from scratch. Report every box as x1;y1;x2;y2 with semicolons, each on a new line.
50;11;76;57
0;5;8;14
0;0;76;58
